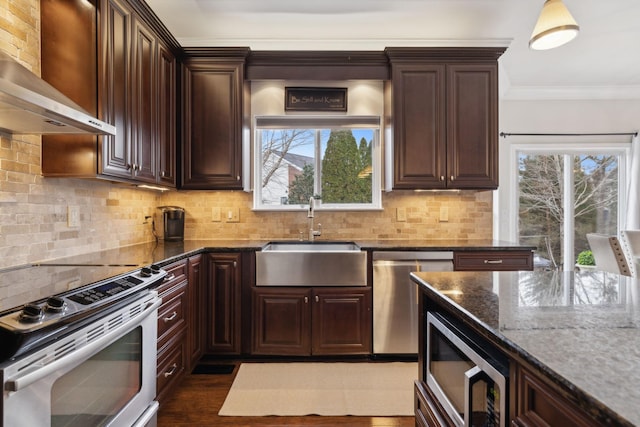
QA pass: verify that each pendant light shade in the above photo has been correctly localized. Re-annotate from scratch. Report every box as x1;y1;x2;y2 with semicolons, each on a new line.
529;0;580;50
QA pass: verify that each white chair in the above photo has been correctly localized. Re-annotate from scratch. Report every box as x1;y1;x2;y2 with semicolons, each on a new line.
586;233;632;276
620;230;640;277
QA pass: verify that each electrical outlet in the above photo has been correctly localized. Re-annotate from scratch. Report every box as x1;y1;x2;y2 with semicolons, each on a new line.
396;207;407;222
439;206;449;222
68;205;80;227
226;208;240;223
212;207;221;222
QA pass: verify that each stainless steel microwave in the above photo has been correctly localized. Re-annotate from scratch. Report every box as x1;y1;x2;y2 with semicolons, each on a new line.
426;312;508;427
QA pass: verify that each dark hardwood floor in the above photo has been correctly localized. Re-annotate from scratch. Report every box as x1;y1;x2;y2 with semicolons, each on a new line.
157;362;415;427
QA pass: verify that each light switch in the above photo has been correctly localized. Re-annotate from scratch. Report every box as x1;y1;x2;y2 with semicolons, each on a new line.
226;208;240;223
212;207;221;222
68;205;80;227
439;206;449;222
396;207;407;222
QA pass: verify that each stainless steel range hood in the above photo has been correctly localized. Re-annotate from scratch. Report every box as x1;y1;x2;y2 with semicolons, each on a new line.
0;50;116;136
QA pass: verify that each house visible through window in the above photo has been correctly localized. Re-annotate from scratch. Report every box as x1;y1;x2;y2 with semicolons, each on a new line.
254;116;381;211
514;144;627;270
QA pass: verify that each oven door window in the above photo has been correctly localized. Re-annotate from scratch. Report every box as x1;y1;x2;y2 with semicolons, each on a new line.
429;326;502;427
50;326;142;427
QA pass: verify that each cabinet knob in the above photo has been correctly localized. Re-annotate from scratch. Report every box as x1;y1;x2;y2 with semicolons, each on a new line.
161;171;166;177
233;261;237;268
440;176;445;181
126;164;132;171
450;175;454;181
315;295;319;303
304;296;309;304
236;175;241;181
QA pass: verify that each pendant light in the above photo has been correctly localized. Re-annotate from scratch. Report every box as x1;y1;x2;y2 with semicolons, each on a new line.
529;0;580;50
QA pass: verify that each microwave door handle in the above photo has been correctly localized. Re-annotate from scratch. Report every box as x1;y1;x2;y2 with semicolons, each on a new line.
464;366;485;427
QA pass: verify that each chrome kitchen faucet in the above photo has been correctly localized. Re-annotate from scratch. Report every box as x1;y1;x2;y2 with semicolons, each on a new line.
308;196;322;241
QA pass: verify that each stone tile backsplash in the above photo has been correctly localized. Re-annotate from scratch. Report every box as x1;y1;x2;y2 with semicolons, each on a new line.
0;0;493;271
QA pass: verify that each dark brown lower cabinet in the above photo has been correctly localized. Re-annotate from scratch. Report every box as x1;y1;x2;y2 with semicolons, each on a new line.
186;254;204;370
414;380;455;427
252;287;372;356
156;259;188;405
206;253;242;354
513;366;601;427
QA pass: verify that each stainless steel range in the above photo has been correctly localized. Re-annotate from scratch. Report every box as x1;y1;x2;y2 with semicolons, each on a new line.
0;264;167;427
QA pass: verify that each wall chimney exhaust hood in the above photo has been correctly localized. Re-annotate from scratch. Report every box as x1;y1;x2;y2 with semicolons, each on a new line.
0;50;116;137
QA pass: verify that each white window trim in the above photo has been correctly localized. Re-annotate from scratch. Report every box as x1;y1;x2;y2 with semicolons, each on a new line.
252;116;383;212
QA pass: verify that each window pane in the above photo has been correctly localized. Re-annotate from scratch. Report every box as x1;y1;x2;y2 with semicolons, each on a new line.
320;129;373;204
255;119;379;210
260;129;315;206
517;152;619;270
518;154;564;268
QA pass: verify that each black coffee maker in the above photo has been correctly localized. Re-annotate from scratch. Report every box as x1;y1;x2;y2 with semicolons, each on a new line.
157;206;185;241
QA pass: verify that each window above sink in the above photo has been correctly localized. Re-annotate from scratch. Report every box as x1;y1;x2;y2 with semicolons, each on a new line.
253;115;382;211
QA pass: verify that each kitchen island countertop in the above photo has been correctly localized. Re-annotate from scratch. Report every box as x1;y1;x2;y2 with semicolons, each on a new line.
411;269;639;426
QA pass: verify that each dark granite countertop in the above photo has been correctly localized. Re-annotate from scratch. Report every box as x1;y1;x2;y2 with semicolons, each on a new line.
0;238;531;313
411;270;639;427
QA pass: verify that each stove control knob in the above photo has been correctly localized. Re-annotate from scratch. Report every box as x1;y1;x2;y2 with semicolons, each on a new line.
20;304;44;323
140;267;152;277
45;296;66;313
150;264;161;274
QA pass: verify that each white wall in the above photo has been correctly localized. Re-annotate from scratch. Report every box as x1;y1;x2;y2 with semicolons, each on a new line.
495;98;640;242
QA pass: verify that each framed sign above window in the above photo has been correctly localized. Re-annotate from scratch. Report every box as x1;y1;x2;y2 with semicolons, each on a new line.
285;87;348;112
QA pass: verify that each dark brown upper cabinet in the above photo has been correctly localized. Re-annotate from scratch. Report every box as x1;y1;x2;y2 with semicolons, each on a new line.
40;0;179;188
181;48;250;190
385;47;505;190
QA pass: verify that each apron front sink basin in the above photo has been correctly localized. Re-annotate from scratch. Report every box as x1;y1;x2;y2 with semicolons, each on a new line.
256;241;367;286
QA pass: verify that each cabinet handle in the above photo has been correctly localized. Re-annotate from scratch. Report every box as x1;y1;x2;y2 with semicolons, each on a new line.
233;261;237;268
163;274;176;282
315;295;319;303
236;175;241;181
440;176;445;181
163;311;178;322
484;259;504;264
304;296;309;304
164;363;178;378
161;171;166;177
450;175;454;181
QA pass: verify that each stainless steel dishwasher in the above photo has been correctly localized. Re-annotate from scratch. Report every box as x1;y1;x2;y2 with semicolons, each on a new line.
373;251;454;354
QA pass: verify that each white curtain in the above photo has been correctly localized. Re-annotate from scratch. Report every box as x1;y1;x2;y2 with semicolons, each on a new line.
626;133;640;229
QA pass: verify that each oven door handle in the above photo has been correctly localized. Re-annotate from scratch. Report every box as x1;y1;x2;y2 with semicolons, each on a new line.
5;298;161;393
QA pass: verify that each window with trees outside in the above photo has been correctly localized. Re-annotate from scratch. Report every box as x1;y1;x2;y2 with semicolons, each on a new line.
515;144;628;271
253;116;381;211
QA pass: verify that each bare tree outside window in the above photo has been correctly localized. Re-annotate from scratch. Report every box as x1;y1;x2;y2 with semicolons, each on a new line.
518;153;618;269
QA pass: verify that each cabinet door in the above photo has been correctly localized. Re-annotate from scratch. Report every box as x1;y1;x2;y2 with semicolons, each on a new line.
312;288;372;355
182;60;244;189
187;255;204;370
130;17;157;183
206;253;242;354
446;64;499;189
392;63;447;189
157;42;177;187
100;0;132;179
252;288;311;355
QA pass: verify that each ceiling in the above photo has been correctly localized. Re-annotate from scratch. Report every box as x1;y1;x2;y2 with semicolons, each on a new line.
144;0;640;100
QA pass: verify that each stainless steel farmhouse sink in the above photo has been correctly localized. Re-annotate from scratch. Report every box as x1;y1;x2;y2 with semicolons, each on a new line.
256;241;367;286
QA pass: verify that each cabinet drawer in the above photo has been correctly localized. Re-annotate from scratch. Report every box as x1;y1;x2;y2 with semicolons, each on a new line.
157;281;187;347
454;251;533;271
156;333;186;403
515;366;601;427
156;260;188;294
